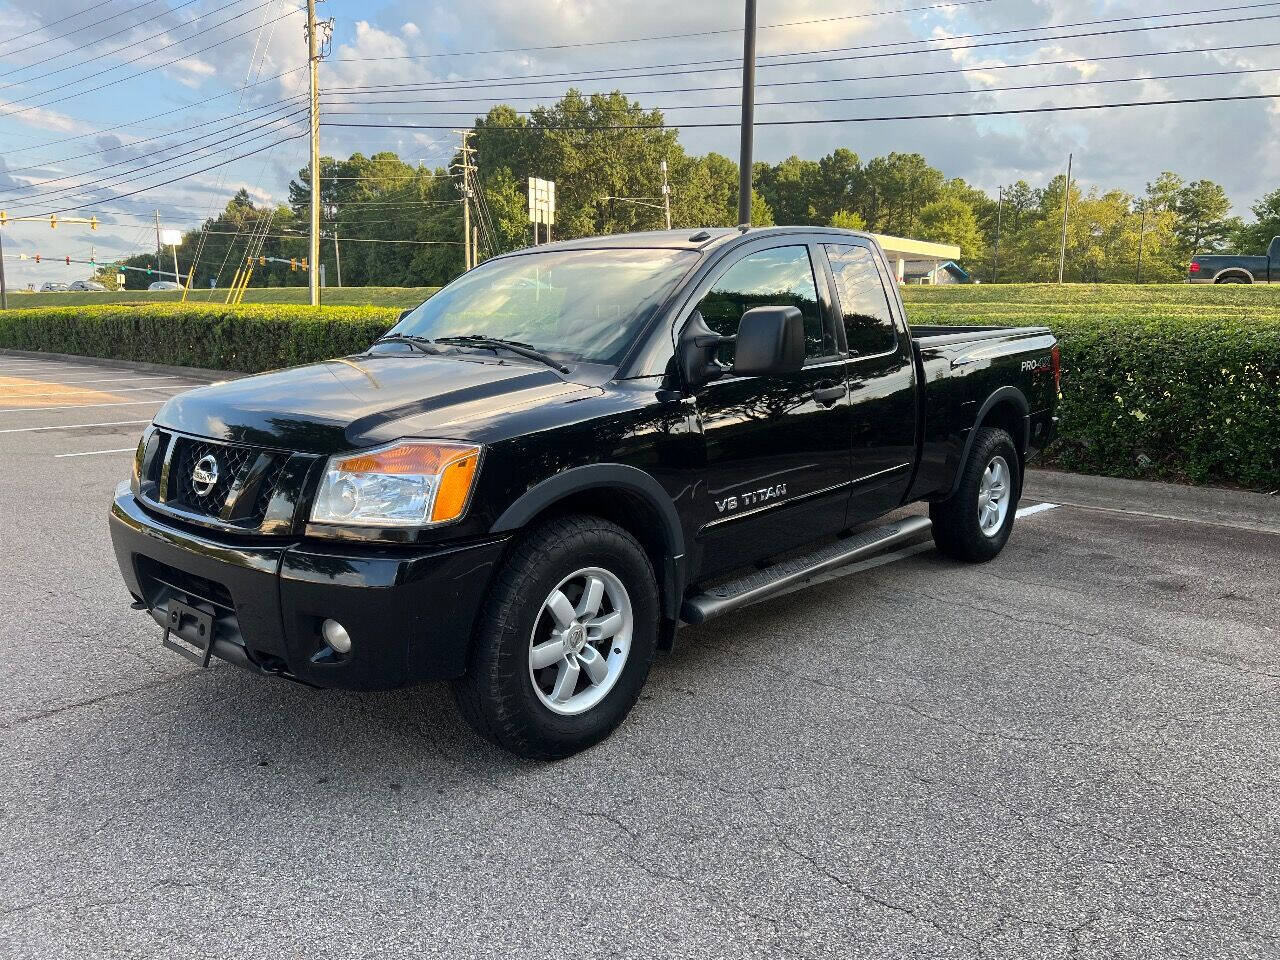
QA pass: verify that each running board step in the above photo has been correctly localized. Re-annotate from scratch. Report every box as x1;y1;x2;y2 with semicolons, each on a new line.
680;515;932;625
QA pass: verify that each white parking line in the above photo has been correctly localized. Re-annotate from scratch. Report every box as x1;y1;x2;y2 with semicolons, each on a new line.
0;362;110;372
0;384;191;399
54;447;137;458
0;419;151;434
0;399;168;413
1016;502;1060;518
6;375;183;386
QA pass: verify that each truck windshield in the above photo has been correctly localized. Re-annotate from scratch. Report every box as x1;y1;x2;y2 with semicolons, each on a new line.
391;248;694;365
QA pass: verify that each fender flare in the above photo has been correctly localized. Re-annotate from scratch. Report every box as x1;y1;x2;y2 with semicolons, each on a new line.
492;464;688;619
1211;268;1253;284
948;386;1031;498
492;464;684;555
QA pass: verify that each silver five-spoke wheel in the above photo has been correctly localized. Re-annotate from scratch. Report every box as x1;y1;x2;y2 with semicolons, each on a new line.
528;567;633;716
978;455;1011;536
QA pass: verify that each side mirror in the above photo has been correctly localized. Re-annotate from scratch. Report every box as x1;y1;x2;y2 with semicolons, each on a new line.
731;305;805;377
676;310;733;389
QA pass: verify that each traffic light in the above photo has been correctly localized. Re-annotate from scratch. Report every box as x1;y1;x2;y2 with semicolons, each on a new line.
49;215;57;229
290;259;296;271
89;217;98;231
300;258;308;271
34;254;40;263
0;211;7;226
65;256;71;265
259;256;266;266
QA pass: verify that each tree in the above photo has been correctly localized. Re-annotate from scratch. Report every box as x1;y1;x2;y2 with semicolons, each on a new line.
1173;179;1233;256
829;210;867;231
916;196;984;263
1230;187;1280;253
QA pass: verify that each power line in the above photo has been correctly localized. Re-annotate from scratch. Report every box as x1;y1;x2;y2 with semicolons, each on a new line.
324;8;1280;93
0;99;307;184
0;67;305;157
0;5;306;119
22;134;306;218
331;0;1002;63
320;40;1280;106
1;111;310;210
320;65;1280;119
0;0;119;50
0;0;250;85
322;90;1280;132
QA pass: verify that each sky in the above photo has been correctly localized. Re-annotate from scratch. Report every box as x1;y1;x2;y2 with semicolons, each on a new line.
1;0;1279;287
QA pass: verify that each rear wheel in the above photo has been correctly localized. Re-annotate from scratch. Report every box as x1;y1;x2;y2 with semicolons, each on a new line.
1216;276;1250;284
930;426;1021;562
452;514;659;759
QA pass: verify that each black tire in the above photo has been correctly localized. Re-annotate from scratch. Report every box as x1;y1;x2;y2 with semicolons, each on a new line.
452;514;659;760
1216;276;1249;284
929;426;1021;563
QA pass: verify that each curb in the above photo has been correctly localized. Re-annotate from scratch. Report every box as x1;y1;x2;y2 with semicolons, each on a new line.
1025;469;1280;535
0;348;242;382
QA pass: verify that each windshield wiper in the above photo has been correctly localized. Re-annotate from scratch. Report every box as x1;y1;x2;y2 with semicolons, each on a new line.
434;335;571;373
371;333;439;355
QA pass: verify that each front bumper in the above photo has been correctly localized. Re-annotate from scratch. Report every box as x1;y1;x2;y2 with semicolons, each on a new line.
110;488;509;689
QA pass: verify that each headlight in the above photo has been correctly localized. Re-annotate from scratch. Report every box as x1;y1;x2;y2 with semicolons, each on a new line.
310;441;482;527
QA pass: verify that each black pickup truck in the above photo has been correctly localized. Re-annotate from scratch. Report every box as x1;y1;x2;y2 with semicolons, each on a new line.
1188;236;1280;283
110;227;1058;758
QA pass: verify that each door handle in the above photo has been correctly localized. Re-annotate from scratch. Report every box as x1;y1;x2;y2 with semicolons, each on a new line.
811;383;848;406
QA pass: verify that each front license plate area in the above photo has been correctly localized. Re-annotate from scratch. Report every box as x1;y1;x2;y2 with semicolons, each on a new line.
162;600;215;667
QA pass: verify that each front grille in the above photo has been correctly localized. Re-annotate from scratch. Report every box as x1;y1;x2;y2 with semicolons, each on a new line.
165;436;287;526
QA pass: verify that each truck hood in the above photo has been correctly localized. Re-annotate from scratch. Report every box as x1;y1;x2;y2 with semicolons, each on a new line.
154;353;594;453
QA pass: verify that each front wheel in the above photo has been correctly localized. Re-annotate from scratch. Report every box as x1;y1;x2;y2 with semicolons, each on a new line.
930;426;1021;562
452;514;659;759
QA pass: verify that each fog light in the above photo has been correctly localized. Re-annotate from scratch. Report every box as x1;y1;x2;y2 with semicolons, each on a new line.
321;619;352;654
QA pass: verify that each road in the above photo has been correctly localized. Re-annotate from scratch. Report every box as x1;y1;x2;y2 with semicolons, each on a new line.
2;354;1277;959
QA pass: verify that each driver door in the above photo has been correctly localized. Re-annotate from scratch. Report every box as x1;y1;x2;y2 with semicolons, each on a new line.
685;241;853;578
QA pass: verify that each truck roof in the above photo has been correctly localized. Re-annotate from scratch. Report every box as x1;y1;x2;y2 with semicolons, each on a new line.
496;226;877;256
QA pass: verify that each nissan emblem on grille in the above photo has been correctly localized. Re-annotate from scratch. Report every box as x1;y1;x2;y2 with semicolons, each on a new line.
191;454;220;497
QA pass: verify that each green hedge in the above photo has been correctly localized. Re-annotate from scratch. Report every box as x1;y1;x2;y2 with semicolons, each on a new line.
902;288;1280;490
0;303;398;373
2;290;1277;490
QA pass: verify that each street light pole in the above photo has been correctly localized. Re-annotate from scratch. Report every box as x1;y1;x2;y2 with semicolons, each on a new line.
661;159;672;230
991;185;1003;284
0;227;7;310
737;0;757;227
1057;152;1073;285
306;0;321;306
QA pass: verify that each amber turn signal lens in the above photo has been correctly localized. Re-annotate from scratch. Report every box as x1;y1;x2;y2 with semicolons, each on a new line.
431;451;480;522
337;443;473;476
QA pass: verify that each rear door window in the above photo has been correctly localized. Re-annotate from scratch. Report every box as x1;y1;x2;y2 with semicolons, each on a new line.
824;244;899;357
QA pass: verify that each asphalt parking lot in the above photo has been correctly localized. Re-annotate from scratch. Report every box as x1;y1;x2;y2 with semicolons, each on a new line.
2;353;1278;959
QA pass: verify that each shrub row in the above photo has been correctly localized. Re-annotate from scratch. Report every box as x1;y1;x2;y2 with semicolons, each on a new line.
2;292;1276;490
903;290;1280;491
0;303;399;373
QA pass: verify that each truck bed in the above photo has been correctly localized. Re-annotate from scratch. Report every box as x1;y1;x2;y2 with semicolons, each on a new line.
909;323;1052;344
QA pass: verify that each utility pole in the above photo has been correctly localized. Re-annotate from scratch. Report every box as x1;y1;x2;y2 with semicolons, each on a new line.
154;210;163;279
0;226;7;310
661;159;672;230
1057;153;1072;285
1135;203;1147;284
738;0;757;227
306;0;323;306
991;185;1003;284
332;228;342;287
457;130;475;271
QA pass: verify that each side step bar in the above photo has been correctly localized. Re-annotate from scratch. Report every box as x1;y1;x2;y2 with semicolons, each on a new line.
680;515;932;625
